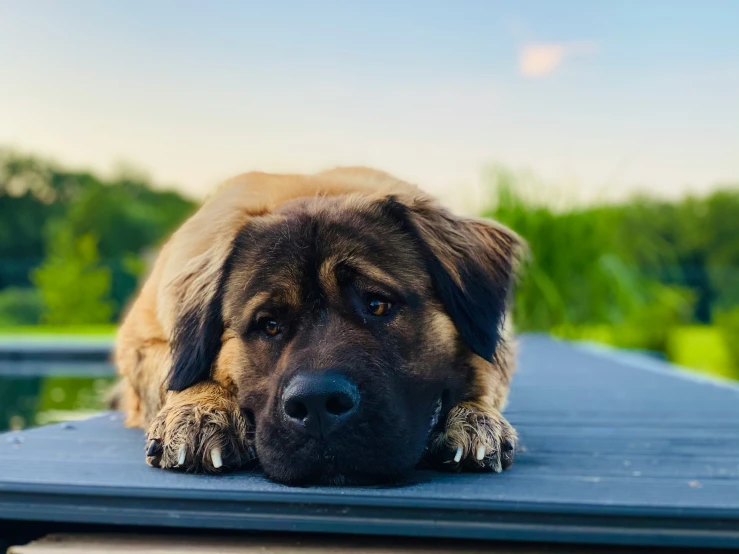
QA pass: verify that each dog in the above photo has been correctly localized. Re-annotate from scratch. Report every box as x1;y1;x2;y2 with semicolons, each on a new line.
114;167;523;485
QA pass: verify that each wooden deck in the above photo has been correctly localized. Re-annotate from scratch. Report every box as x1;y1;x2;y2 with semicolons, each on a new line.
1;335;738;549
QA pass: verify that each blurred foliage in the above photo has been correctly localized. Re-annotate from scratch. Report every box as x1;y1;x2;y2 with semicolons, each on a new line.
0;287;44;325
0;148;196;317
31;232;115;324
619;192;739;322
483;167;738;376
666;326;736;381
0;325;116;335
486;169;694;330
716;307;739;372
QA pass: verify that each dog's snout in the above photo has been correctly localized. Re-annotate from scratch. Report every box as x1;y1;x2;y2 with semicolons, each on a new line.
282;373;359;437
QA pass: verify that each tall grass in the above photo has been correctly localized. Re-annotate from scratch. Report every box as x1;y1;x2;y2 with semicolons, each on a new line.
481;168;694;353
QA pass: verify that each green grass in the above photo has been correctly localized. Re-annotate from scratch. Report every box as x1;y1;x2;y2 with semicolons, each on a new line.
666;326;738;380
0;324;116;336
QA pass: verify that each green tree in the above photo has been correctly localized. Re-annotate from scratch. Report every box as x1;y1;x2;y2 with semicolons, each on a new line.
1;148;196;316
52;169;195;311
31;231;115;324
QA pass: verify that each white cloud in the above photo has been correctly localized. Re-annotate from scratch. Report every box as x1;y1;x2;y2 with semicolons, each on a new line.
519;41;596;77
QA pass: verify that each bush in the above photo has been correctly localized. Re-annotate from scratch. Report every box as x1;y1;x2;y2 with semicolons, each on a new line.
0;287;44;325
483;168;660;331
31;232;115;325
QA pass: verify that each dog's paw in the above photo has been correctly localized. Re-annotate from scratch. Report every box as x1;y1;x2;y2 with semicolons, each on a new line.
144;383;255;473
426;402;516;473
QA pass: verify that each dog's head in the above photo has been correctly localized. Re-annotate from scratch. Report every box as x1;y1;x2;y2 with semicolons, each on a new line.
163;172;522;485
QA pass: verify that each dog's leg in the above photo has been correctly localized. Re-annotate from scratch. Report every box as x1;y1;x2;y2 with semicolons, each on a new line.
427;339;518;473
144;381;254;473
116;314;254;473
114;336;171;430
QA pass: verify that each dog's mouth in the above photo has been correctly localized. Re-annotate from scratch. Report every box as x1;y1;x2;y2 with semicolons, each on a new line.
255;389;452;486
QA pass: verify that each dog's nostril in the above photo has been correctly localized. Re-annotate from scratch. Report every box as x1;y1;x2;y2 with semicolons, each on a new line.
284;398;309;421
325;393;355;416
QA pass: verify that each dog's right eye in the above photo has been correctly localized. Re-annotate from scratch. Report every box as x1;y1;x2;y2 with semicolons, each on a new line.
258;318;282;337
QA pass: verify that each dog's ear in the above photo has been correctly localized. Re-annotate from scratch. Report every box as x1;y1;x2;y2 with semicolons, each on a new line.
165;242;234;391
381;195;525;361
158;177;266;392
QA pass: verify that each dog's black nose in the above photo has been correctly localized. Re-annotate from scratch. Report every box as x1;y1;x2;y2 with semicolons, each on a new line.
282;373;359;437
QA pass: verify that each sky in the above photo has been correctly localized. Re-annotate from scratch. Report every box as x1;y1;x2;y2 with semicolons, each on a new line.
1;0;738;212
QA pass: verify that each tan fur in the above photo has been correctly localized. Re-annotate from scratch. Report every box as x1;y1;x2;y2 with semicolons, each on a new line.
115;167;521;477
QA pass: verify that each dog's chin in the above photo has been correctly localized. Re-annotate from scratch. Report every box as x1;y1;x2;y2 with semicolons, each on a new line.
258;441;422;487
261;455;411;487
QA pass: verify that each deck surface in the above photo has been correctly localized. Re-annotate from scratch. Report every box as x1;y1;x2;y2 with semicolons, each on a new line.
1;335;738;548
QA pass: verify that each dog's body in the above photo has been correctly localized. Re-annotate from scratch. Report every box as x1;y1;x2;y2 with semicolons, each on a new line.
115;167;522;485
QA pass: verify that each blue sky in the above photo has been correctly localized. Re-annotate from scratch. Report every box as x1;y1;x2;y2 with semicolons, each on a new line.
1;1;738;211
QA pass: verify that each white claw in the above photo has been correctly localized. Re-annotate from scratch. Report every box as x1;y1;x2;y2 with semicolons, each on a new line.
177;445;186;466
210;447;223;469
476;445;486;461
453;446;463;463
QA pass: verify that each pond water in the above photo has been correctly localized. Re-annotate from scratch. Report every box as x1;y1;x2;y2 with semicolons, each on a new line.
0;362;116;432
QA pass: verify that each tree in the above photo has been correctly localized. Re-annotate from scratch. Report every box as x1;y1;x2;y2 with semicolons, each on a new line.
0;148;196;316
31;231;115;325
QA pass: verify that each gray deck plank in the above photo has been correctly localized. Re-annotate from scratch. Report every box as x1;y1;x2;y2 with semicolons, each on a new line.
1;335;738;548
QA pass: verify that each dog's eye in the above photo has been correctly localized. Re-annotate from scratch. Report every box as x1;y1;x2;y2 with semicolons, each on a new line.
368;298;392;316
261;318;281;337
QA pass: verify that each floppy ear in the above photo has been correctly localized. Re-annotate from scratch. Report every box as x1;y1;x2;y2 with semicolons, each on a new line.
381;196;525;361
157;177;265;392
165;245;234;391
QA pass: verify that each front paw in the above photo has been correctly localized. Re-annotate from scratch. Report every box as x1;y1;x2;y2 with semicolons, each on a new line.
145;383;254;473
426;403;516;473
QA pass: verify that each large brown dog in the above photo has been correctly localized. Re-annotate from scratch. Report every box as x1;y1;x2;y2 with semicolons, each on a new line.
115;167;523;485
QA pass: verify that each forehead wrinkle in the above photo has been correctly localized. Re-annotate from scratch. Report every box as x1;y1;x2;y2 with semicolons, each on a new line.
239;273;303;320
318;205;428;288
315;215;422;290
342;257;404;293
318;255;342;300
240;291;271;322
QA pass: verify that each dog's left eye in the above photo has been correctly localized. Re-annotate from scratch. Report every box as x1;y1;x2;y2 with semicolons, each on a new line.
367;298;392;316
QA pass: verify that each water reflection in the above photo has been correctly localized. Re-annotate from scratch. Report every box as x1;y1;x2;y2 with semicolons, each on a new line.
0;363;115;432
